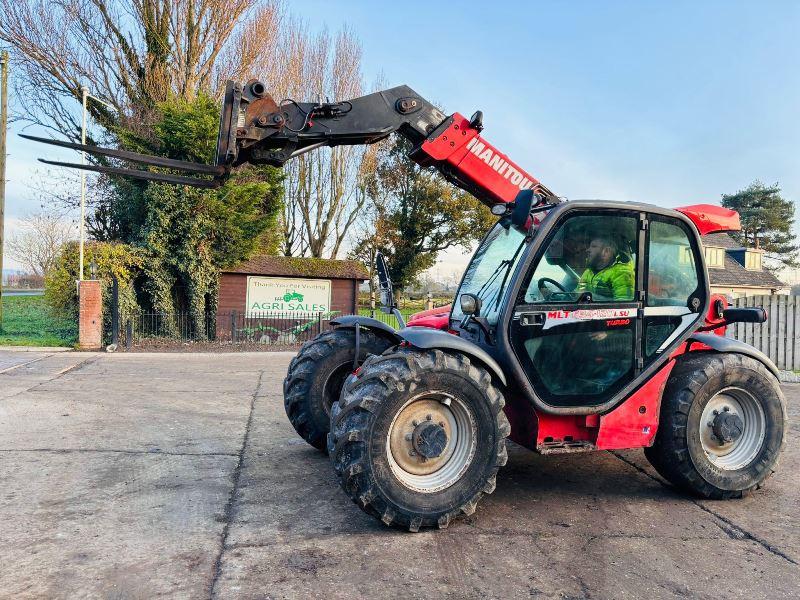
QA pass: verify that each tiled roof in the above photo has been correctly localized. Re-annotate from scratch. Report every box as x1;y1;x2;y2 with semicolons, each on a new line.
701;232;783;289
222;255;369;280
701;232;742;249
708;254;784;288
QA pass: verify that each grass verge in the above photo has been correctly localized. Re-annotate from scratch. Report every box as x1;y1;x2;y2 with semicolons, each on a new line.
0;295;77;347
357;308;425;329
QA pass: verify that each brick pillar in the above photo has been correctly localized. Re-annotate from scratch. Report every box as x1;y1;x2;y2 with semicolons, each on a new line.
79;280;102;349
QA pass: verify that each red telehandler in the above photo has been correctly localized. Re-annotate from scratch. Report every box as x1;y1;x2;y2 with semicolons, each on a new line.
27;80;787;532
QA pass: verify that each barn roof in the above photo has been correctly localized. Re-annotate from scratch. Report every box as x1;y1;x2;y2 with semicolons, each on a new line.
222;255;369;280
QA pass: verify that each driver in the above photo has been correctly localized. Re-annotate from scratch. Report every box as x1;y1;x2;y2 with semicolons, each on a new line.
576;236;634;301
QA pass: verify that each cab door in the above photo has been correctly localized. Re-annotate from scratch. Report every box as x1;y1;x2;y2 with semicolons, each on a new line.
642;215;706;363
508;211;644;410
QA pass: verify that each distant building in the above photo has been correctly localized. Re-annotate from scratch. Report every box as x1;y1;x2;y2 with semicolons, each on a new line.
701;233;785;298
218;255;369;317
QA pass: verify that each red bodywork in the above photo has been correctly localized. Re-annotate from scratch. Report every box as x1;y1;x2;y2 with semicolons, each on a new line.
502;295;738;452
406;305;451;329
405;301;696;452
418;113;546;205
404;295;738;454
403;106;747;453
676;204;740;235
504;360;676;452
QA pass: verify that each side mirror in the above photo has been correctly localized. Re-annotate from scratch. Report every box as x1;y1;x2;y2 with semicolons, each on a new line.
510;190;540;231
460;293;482;316
723;307;767;324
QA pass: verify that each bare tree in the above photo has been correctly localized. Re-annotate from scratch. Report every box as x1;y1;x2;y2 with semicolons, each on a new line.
279;27;374;258
7;212;77;276
2;1;374;259
348;187;391;300
0;0;284;139
1;0;288;239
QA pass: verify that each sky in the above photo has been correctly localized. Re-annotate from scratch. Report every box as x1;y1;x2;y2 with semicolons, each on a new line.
4;0;800;279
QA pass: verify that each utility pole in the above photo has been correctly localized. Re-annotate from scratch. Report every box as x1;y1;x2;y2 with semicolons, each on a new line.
77;86;114;283
0;51;8;331
79;85;87;282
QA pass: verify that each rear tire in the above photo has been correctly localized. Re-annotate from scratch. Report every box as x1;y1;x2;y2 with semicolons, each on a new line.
329;348;509;531
645;353;786;499
283;328;393;452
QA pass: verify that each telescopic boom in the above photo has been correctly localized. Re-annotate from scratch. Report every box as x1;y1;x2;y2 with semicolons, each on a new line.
25;80;557;205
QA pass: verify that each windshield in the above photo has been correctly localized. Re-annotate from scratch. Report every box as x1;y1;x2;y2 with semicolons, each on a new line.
451;221;528;326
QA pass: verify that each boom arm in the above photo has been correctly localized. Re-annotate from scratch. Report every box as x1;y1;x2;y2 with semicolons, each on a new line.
25;79;556;205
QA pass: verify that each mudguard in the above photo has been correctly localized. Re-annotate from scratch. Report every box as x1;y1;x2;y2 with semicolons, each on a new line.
686;332;780;379
330;315;402;343
398;326;507;386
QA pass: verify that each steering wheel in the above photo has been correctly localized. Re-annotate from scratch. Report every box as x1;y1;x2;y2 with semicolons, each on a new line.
537;277;567;301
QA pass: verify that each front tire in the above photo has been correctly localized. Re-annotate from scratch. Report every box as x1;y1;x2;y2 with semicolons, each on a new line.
283;328;393;452
645;353;786;499
330;348;510;531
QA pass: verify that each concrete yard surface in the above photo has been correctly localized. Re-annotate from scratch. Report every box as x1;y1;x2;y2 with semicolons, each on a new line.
0;350;797;599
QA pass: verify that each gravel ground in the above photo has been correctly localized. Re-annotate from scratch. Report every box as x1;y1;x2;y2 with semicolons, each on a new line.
0;350;797;599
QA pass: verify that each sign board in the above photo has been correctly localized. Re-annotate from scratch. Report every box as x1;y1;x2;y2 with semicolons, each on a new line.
246;276;332;316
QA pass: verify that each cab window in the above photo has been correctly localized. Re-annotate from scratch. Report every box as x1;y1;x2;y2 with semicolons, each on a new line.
511;212;639;407
647;220;700;307
644;217;704;359
523;214;637;303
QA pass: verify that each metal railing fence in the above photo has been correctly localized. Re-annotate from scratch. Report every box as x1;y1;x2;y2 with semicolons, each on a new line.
122;310;336;348
117;302;453;349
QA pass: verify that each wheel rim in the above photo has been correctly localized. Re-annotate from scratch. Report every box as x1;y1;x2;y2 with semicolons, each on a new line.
386;391;477;493
698;387;766;470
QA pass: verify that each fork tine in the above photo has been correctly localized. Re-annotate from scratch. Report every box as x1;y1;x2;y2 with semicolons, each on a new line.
22;134;226;176
38;159;223;189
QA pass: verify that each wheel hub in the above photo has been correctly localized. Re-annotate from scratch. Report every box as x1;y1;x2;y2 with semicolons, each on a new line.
386;392;477;492
388;399;456;476
711;411;744;445
412;421;448;459
698;387;766;470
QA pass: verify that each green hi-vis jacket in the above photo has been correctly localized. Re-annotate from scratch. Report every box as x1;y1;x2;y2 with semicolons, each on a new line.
577;257;635;301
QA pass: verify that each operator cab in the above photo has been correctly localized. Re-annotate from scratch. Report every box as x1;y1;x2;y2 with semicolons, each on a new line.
452;200;707;415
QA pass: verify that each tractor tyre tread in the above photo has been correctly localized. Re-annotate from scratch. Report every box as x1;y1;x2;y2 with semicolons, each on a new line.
645;353;786;499
329;348;509;532
284;327;393;452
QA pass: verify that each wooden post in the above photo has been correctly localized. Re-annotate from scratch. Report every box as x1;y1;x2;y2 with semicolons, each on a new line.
794;299;800;371
777;295;786;370
769;294;779;365
760;295;769;354
786;296;795;371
